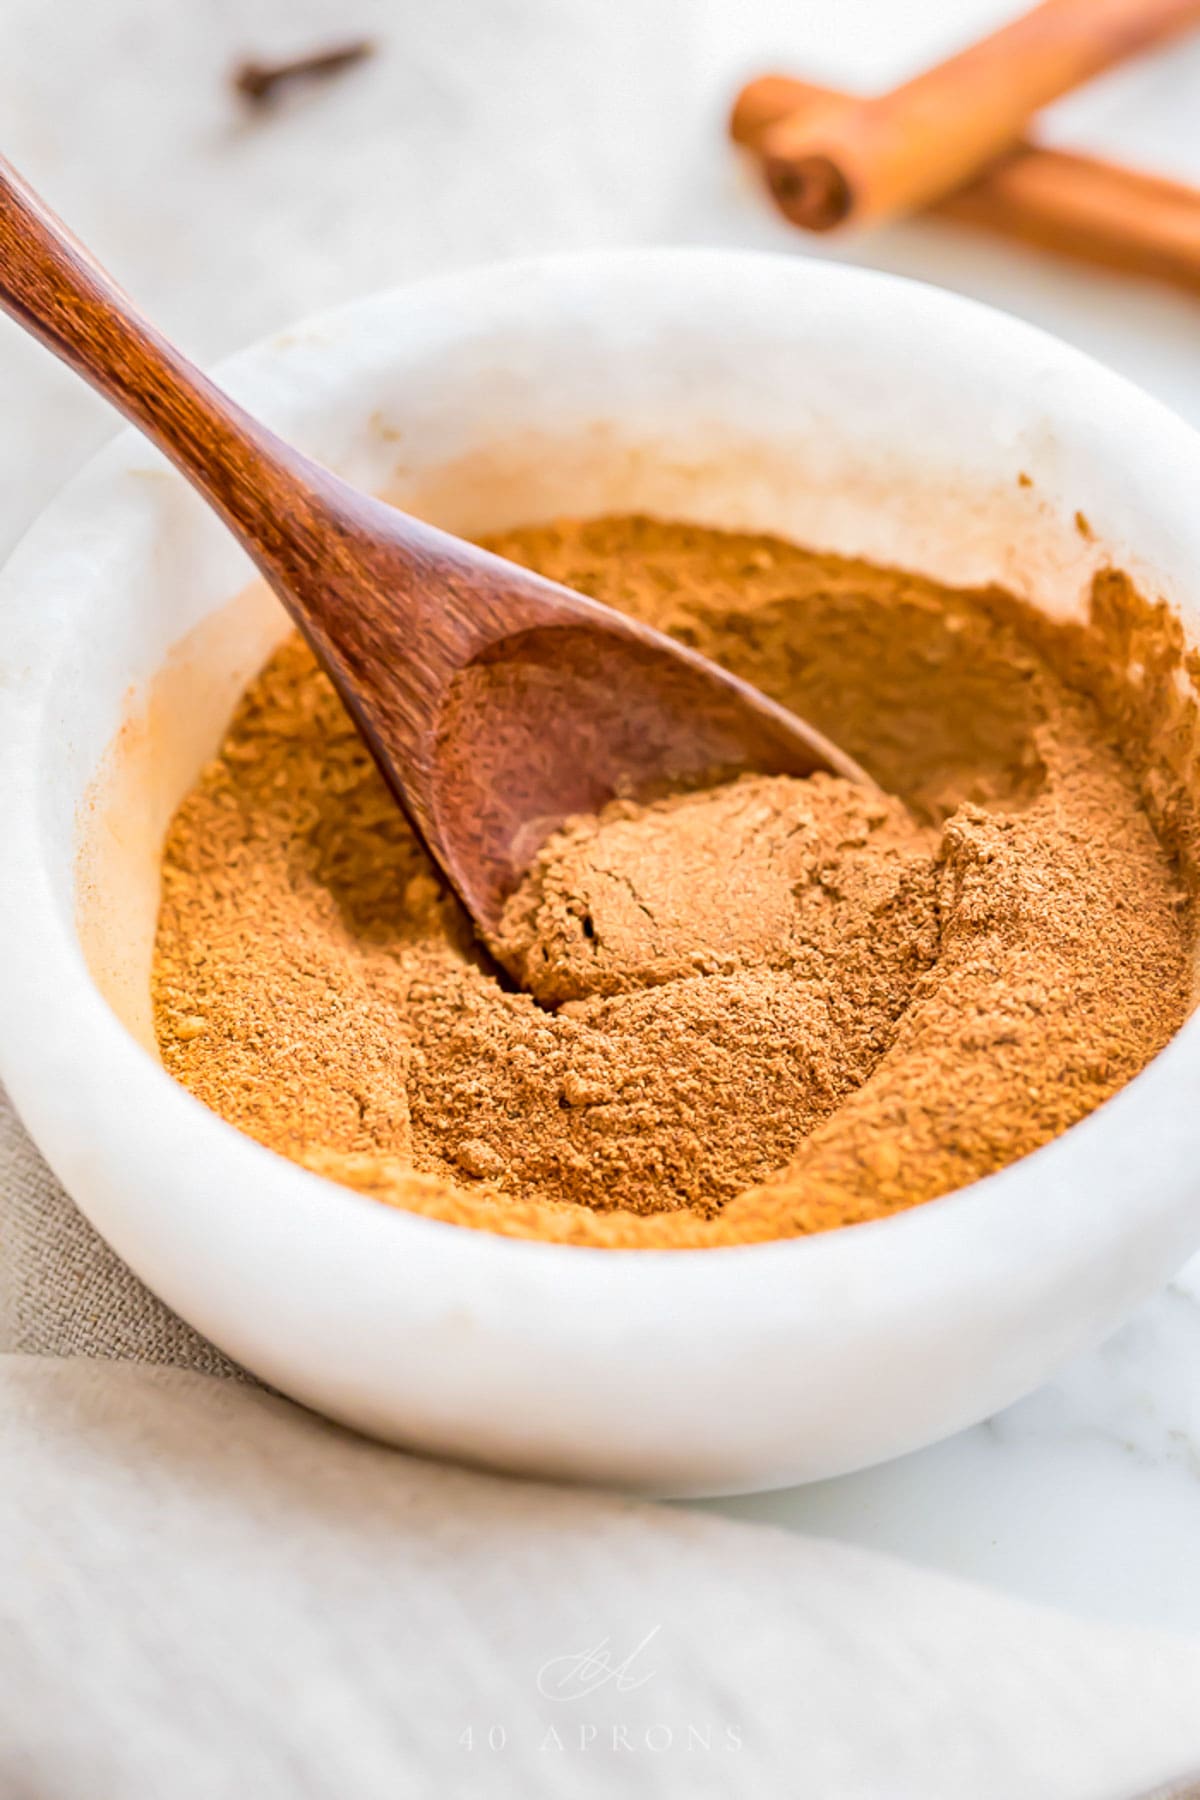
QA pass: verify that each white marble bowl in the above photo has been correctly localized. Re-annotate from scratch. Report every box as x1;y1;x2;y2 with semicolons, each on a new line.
2;250;1200;1495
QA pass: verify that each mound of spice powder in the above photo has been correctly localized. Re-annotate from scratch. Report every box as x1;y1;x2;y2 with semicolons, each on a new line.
152;515;1193;1247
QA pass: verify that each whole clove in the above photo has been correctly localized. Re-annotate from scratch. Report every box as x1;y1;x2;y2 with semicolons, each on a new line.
233;39;374;107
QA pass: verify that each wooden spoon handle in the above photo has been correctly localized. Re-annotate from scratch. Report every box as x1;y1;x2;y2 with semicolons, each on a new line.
0;154;325;564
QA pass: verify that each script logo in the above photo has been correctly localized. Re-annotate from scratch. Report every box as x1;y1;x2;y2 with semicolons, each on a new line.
536;1626;662;1702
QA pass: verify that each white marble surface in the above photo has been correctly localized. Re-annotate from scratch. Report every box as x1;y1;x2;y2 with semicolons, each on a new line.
4;0;1200;1638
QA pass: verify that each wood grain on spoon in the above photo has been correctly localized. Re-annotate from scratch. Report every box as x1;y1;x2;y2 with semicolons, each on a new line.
0;156;868;942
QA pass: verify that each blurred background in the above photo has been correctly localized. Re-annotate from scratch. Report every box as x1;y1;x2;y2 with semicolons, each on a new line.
2;0;1199;563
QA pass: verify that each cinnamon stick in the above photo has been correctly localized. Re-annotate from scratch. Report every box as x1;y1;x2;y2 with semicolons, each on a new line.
733;73;1200;296
751;0;1200;233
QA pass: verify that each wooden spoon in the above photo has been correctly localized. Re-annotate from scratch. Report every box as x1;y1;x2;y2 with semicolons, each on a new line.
0;157;869;940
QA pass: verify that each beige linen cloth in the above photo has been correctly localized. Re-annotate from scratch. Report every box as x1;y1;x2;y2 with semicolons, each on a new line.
3;1;1200;1795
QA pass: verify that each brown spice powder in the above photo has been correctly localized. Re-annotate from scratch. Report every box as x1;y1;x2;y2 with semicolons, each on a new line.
152;516;1193;1247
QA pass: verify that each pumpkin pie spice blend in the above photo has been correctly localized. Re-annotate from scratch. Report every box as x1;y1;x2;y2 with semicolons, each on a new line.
152;516;1193;1247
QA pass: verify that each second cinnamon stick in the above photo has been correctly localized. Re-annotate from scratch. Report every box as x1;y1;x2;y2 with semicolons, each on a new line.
734;75;1200;298
754;0;1200;233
